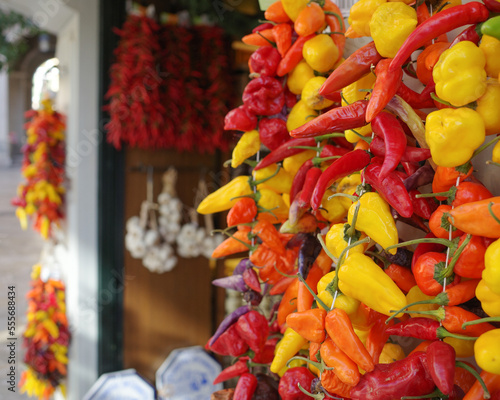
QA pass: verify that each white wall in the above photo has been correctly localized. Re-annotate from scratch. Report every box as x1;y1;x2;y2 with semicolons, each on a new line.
0;71;11;166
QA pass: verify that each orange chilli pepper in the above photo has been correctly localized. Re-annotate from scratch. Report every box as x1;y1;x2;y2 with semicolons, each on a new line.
449;197;500;238
297;264;323;312
264;1;291;23
226;197;257;227
211;230;251;258
323;0;346;58
416;3;449;46
432;164;473;200
294;2;325;37
315;249;333;275
321;370;354;398
277;34;315;76
320;337;361;386
272;23;293;57
464;370;500;400
416;41;450;85
277;278;299;328
409;340;434;355
242;29;275;47
384;263;417;293
429;204;463;239
286;308;326;343
252;220;286;256
325;308;375;372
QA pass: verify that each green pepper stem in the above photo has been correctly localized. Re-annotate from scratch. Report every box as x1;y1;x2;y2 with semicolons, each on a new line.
385;294;447;324
456;361;491;399
327;192;358;202
431;92;456;108
350;128;372;143
314;133;346;142
317;233;337;262
211;229;256;252
256;30;276;47
442;234;471;278
462;316;500;328
488;202;500;225
297;272;331;311
401;388;443;399
323;10;344;30
437;327;479;341
286;355;333;373
337;237;371;267
289;145;325;152
365;250;389;268
385;237;455;252
415;187;455;199
486;160;500;168
312;156;341;165
402;308;445;320
346;200;361;239
471;135;500;159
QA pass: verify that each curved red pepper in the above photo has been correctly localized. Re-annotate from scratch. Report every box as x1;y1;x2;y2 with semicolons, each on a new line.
242;76;285;116
255;137;315;170
389;2;490;73
370;136;431;163
258;117;290;151
320;144;351;159
290;159;313;202
426;340;456;395
213;357;249;384
234;373;258;400
290;100;369;138
483;0;500;12
297;167;322;209
310;149;371;210
371;112;407;180
278;367;316;400
366;59;403;122
396;81;436;109
362;162;414;218
449;24;482;47
319;41;383;96
235;310;269;353
409;190;438;220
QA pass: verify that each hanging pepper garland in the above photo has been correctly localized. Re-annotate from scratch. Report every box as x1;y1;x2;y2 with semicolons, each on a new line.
105;11;233;153
12;99;66;240
19;264;70;400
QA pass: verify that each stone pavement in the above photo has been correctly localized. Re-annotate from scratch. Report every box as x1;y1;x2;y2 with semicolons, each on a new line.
0;162;44;399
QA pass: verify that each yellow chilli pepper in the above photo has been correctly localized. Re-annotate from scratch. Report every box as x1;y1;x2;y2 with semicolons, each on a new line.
348;192;398;254
480;35;500;78
347;0;386;37
476;279;500;317
339;253;407;317
443;337;475;358
270;327;308;374
283;150;316;177
319;189;349;223
476;80;500;136
405;285;439;320
316;271;361;314
483;238;500;295
379;343;405;364
255;164;293;194
474;329;500;374
301;76;334;110
425;107;485;168
433;41;487;107
231;130;260;168
197;175;252;214
325;223;368;258
257;188;289;223
286;100;318;132
370;2;418;58
336;174;362;210
493;140;500;163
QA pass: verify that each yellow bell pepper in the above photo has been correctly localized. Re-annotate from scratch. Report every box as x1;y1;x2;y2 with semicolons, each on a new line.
287;60;315;95
493;140;500;163
348;192;398;254
425;107;485;168
379;343;405;364
433;41;487;107
197;175;252;214
338;253;407;316
301;76;334;110
480;35;500;78
319;189;349;223
231;130;260;168
476;80;500;136
474;329;500;374
405;285;439;320
325;223;368;258
348;0;386;37
286;100;318;132
370;2;418;58
302;34;339;73
443;336;475;358
476;279;500;317
483;238;500;295
270;327;308;374
255;164;293;194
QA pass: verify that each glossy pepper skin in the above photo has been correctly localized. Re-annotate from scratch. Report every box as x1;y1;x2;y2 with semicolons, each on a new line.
348;192;399;253
277;34;315;77
483;238;500;294
226;197;257;227
278;367;316;400
231;130;260;168
426;340;456;395
234;373;258;400
481;15;500;41
476;279;500;317
338;253;407;317
350;351;436;400
242;76;285;116
389;2;490;73
255;138;316;170
412;252;461;296
197;176;252;215
258;117;290;151
310;149;371;210
425;107;485;168
320;337;361;386
235;310;270;354
286;308;326;343
249;46;281;77
270;328;308;374
449;197;500;239
474;329;500;375
224;105;257;132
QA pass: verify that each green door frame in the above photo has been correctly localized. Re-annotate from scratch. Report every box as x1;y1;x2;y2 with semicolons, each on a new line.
97;0;126;375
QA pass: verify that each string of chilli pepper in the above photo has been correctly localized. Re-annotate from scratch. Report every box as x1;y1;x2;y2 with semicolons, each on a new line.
197;0;500;398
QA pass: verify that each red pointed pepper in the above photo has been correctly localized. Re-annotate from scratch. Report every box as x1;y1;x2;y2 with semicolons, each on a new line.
255;137;316;170
234;373;258;400
235;310;270;353
369;136;431;164
426;340;456;395
276;34;315;77
213;358;249;384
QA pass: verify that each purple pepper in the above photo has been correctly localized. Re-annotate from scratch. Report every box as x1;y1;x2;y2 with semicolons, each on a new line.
212;275;248;292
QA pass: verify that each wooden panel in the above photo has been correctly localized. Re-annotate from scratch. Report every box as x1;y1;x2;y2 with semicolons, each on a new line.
122;147;227;382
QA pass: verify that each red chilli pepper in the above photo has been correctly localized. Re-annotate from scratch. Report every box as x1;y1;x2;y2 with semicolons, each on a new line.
227;197;258;226
319;41;383;96
242;267;262;293
224;105;257;132
369;136;431;163
213;357;249;384
297;167;323;209
258;117;290;151
409;190;438;220
234;373;258;400
249;46;282;77
449;25;482;47
426;340;456;395
290;159;313;202
255;137;316;170
366;312;395;363
290;100;369;138
362;162;414;218
277;34;315;77
310;149;371;210
235;310;270;353
396;81;436;109
371;111;407;180
366;59;403;122
389;2;490;72
483;0;500;12
385;317;475;341
209;324;249;357
242;76;285;116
